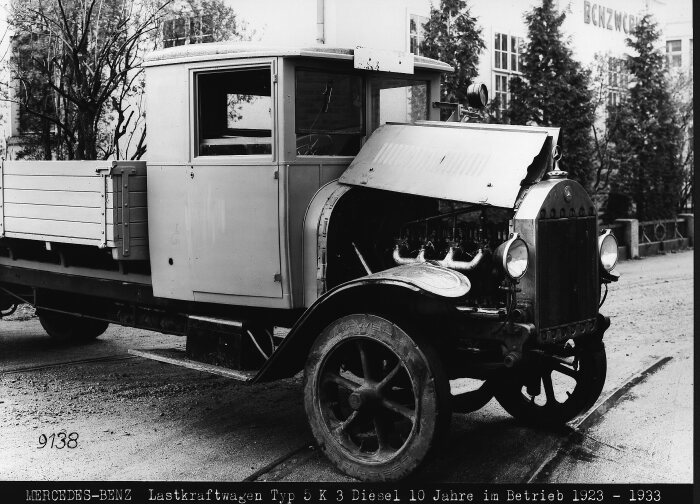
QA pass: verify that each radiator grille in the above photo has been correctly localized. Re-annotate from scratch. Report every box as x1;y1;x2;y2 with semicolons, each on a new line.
537;216;598;330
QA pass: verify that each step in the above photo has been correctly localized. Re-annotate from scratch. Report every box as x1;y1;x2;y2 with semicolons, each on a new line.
187;314;243;328
128;348;256;382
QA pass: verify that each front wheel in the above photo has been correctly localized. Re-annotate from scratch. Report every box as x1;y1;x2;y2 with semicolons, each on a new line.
303;314;450;481
38;310;109;344
493;341;607;426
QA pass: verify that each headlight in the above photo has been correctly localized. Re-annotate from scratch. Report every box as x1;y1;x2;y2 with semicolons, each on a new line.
598;229;618;271
495;233;529;280
467;82;489;108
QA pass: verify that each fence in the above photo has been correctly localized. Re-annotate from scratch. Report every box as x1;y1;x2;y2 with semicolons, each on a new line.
612;214;693;260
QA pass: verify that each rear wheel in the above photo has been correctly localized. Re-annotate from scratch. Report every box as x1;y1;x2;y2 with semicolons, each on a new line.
38;310;109;344
303;313;450;481
493;341;607;425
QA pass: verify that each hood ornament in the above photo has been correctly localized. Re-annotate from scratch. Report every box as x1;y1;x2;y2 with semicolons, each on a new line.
545;145;568;179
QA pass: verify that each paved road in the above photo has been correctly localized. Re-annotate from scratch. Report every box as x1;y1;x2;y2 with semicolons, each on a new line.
0;250;692;482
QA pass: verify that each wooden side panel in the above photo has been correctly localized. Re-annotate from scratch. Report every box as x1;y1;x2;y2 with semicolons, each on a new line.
4;174;104;192
3;161;108;176
5;217;102;239
5;204;102;223
1;160;149;259
2;161;107;246
4;189;103;207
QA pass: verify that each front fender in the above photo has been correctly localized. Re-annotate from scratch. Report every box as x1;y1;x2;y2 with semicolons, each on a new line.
253;263;469;383
339;262;471;298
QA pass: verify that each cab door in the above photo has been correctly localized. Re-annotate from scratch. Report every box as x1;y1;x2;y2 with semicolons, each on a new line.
187;61;283;302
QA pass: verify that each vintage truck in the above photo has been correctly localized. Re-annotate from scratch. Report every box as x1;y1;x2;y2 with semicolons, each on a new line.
0;43;619;481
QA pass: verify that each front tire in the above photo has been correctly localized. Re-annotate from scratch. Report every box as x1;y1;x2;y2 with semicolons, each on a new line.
38;310;109;344
303;313;450;481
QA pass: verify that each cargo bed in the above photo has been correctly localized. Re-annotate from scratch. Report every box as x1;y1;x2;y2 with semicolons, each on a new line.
0;160;148;260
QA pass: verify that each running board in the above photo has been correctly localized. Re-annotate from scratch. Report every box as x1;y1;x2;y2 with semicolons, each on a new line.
128;348;256;382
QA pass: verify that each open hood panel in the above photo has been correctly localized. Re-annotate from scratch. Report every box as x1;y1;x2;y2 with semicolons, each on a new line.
340;122;556;208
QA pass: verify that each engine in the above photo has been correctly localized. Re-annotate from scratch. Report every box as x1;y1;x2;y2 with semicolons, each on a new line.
324;189;514;307
391;202;513;301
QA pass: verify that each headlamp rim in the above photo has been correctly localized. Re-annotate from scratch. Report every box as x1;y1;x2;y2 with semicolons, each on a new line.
499;233;529;280
598;229;619;271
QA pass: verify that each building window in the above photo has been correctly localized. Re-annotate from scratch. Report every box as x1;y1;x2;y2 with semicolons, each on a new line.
606;57;628;107
163;14;214;48
494;73;509;118
493;32;524;120
196;67;273;156
494;32;523;72
409;14;428;55
666;39;682;68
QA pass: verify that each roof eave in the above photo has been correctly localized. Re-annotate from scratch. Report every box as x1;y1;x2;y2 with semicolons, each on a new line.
143;43;453;72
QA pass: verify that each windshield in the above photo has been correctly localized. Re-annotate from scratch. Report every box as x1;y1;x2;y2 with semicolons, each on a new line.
295;69;365;156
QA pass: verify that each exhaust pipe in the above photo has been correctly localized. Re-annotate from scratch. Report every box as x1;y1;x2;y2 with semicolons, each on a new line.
393;245;484;272
393;245;426;265
437;247;484;272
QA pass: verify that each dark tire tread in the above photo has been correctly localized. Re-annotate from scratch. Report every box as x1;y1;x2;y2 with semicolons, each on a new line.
38;310;109;344
303;313;450;481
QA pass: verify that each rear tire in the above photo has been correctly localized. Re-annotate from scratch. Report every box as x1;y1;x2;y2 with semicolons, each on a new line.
38;310;109;344
303;313;450;481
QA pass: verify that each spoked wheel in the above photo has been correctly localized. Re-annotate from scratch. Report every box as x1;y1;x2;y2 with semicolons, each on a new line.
493;341;607;426
38;310;109;344
304;314;450;481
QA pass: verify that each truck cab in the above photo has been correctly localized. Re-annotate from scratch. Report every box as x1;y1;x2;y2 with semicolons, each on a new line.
143;44;447;309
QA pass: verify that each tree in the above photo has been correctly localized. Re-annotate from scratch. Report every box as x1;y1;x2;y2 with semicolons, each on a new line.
588;53;626;197
668;71;693;213
420;0;485;106
103;0;249;160
6;0;247;161
10;30;57;160
7;0;172;160
606;15;684;220
507;0;595;188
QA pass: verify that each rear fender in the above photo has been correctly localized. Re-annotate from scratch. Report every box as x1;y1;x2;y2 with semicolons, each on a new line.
253;263;470;383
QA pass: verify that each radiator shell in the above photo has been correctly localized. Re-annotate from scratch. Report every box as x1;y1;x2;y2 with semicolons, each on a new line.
514;177;599;342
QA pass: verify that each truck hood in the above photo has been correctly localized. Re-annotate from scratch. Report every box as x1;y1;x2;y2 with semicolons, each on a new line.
340;122;558;208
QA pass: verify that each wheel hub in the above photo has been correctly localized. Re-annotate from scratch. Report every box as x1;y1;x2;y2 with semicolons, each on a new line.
348;386;378;411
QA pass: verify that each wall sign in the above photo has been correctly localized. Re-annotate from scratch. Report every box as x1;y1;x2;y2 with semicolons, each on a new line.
584;1;637;34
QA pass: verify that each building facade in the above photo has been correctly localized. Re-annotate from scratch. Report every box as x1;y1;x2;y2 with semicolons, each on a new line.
215;0;690;121
0;0;692;157
467;0;691;118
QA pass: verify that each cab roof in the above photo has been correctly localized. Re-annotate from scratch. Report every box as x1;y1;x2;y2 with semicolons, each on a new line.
144;42;453;73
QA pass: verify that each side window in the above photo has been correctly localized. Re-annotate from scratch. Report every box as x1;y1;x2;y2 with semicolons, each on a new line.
369;78;429;132
196;67;272;156
295;69;365;156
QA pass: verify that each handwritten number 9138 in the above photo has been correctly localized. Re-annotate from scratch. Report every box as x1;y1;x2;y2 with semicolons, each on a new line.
38;432;79;449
